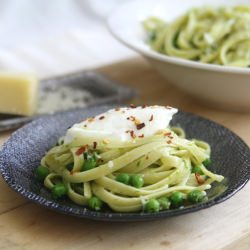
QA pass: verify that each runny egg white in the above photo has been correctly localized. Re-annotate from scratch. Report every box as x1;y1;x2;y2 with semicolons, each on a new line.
64;105;178;143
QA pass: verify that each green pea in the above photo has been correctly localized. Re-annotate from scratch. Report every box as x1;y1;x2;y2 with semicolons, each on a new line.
158;197;171;210
51;183;68;199
170;191;184;208
130;174;144;188
191;165;203;175
82;158;97;171
116;173;130;185
34;165;49;182
88;196;103;211
66;162;74;171
202;158;211;167
144;199;160;213
188;190;205;203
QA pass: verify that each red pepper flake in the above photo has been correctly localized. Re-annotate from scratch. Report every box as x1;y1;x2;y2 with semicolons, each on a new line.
142;104;146;108
75;146;86;156
136;122;145;130
149;114;154;122
166;140;172;144
93;141;97;149
130;130;136;139
138;134;144;138
130;104;136;108
164;132;172;137
195;173;205;185
115;107;120;111
99;116;105;120
130;116;136;121
127;116;136;121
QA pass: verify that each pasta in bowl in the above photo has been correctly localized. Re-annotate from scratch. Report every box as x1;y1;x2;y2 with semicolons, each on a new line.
144;6;250;67
35;106;224;213
107;0;250;111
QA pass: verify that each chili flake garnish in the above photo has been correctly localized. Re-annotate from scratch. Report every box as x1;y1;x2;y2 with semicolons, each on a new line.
99;116;105;120
129;116;136;121
93;141;97;149
138;134;144;138
75;146;86;156
195;173;205;185
130;104;136;108
149;114;154;122
136;122;145;130
166;140;172;144
142;104;146;108
130;130;136;139
164;132;172;137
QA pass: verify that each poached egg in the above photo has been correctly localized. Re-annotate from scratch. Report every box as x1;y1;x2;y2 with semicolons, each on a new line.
64;105;178;143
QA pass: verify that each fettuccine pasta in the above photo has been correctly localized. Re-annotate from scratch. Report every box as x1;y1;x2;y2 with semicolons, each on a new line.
144;6;250;67
35;106;224;213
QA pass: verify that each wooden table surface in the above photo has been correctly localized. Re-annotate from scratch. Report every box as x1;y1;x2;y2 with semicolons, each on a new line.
0;57;249;250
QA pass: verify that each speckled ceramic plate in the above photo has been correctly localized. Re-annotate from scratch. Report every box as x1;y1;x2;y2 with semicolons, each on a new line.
0;105;249;221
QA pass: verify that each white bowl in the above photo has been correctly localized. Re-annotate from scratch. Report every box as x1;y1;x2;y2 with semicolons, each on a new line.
107;0;250;111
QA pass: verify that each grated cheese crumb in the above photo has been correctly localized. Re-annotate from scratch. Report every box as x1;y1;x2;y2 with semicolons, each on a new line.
38;86;93;114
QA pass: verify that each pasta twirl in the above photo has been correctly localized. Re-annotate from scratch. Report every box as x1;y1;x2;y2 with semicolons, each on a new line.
38;124;223;212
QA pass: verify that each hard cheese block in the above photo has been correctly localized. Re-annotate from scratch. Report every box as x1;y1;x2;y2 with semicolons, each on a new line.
0;73;38;116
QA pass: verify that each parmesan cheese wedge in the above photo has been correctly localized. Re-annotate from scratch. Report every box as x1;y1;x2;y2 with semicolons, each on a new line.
0;72;38;116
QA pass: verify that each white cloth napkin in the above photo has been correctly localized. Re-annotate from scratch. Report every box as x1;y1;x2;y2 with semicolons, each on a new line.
0;0;135;78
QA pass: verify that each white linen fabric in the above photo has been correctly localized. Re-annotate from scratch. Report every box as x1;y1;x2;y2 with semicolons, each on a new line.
0;0;135;78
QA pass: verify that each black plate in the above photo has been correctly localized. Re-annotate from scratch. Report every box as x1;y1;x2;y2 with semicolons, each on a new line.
0;105;249;221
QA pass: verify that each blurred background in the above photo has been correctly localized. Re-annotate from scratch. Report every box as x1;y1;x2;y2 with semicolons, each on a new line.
0;0;135;78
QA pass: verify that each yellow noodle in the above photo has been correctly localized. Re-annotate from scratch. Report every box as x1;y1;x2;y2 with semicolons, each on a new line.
144;6;250;67
41;127;224;212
